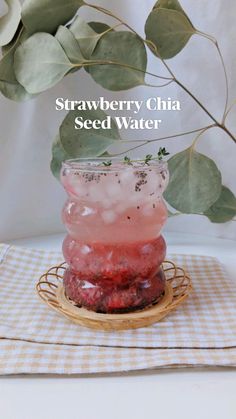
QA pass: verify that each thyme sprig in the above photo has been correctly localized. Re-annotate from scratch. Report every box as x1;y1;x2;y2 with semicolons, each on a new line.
158;147;170;160
102;160;112;166
102;147;169;167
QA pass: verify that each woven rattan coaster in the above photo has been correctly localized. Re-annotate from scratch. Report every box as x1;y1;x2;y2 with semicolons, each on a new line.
36;261;192;331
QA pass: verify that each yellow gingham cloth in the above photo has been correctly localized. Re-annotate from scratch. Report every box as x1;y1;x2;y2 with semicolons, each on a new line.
0;243;236;375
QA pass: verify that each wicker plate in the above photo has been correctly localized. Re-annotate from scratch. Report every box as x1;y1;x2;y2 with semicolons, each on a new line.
36;261;192;331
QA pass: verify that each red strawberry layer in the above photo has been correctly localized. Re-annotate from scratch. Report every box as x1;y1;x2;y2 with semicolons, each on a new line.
64;268;166;313
63;236;166;313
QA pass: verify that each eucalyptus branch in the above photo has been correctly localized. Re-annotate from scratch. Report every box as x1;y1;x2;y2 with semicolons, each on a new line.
78;60;173;81
170;76;236;143
145;38;236;143
155;35;236;143
99;23;123;37
84;1;171;76
81;50;236;144
190;126;214;149
216;43;229;120
84;2;236;144
84;2;139;36
13;1;234;222
223;99;236;123
173;78;219;125
145;80;174;88
196;30;229;122
111;125;216;156
145;40;176;79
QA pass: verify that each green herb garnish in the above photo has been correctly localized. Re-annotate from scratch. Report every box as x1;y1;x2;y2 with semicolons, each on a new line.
144;154;153;165
123;156;132;165
102;160;112;166
158;147;170;161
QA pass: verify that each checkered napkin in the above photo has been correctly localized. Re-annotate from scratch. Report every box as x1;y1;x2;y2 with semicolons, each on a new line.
0;243;236;375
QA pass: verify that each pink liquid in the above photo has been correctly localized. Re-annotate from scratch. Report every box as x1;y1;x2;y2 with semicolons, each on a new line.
61;160;169;313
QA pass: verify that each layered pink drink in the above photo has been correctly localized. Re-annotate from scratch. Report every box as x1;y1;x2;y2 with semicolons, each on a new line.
61;158;169;313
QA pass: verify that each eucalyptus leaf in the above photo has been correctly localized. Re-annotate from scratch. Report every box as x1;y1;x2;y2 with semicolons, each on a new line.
204;186;236;223
60;108;120;157
0;80;34;101
85;22;114;75
88;22;113;34
0;29;29;82
0;0;21;46
167;210;180;217
89;31;147;91
164;148;222;214
50;134;70;180
55;25;84;64
145;8;195;59
70;16;101;58
14;33;73;94
154;0;184;11
153;0;192;23
50;132;113;180
153;0;194;27
1;20;22;55
0;29;34;101
22;0;84;35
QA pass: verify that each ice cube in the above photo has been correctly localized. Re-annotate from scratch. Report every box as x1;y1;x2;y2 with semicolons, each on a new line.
89;183;105;202
120;168;135;184
81;206;96;216
64;176;87;198
146;172;160;194
129;192;145;205
101;210;117;224
102;198;112;209
106;181;122;199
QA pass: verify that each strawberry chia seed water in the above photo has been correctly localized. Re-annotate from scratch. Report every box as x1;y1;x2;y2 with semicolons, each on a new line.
61;158;169;313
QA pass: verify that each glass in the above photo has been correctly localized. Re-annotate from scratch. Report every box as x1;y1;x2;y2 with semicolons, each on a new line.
61;158;169;313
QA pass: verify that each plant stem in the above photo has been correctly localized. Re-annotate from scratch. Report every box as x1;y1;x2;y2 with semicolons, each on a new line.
174;78;218;125
196;30;229;123
220;124;236;143
112;125;216;156
82;58;236;142
137;35;236;142
145;80;174;88
80;60;173;81
173;78;236;143
84;1;171;78
224;99;236;122
190;126;213;149
216;42;229;120
83;3;236;144
84;2;138;35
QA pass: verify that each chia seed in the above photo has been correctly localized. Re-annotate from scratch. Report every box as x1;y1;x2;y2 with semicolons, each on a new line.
161;171;166;180
134;171;148;192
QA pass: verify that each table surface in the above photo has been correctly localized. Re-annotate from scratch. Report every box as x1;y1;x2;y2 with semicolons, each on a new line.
1;232;236;419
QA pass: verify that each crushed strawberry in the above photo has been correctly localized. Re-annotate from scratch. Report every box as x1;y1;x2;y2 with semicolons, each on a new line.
63;236;166;313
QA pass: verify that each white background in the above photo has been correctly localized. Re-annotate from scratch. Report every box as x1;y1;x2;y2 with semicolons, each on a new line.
0;0;236;241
